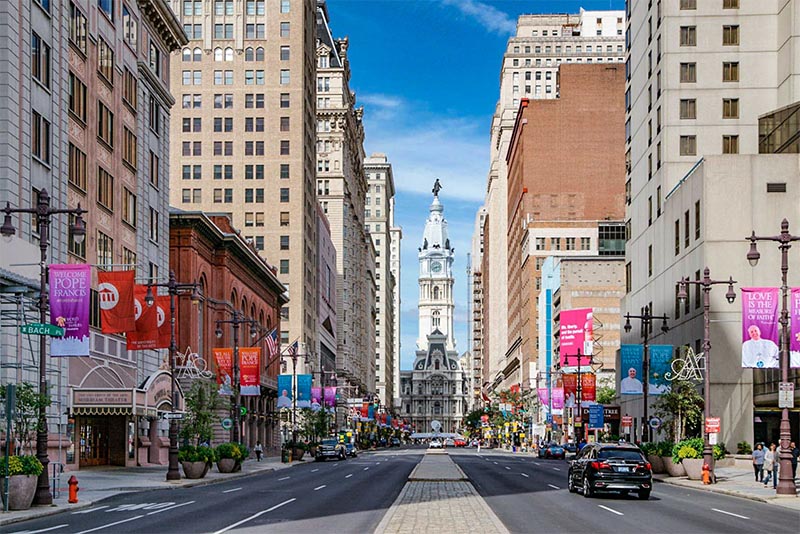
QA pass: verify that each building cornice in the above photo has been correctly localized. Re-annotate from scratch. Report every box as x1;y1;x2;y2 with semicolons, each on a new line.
139;0;188;51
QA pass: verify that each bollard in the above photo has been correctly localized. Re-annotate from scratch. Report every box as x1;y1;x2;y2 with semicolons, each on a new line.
68;475;79;503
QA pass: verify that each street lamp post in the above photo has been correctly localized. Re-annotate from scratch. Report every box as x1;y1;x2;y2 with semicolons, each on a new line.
215;310;258;444
145;271;200;481
624;306;669;443
573;349;603;443
1;191;86;505
677;268;736;484
746;219;799;496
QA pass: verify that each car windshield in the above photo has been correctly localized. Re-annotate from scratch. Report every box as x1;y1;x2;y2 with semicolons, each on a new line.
598;449;644;461
322;439;337;446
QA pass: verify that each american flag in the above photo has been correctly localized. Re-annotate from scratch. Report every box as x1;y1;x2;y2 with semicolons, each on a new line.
265;329;278;357
286;340;299;356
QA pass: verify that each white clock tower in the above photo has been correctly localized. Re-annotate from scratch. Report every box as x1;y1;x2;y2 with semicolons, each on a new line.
417;180;456;351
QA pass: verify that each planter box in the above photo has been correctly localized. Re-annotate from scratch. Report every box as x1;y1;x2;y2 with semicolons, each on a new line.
217;458;237;473
683;458;704;480
647;454;665;474
181;461;209;479
663;456;686;477
291;448;305;461
1;475;38;510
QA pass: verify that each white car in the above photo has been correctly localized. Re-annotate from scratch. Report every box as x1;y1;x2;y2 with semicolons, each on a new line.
429;439;443;449
444;438;455;447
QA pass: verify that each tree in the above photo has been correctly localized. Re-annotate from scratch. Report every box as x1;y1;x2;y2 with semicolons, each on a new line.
0;382;51;455
299;408;331;444
653;380;704;442
180;380;225;446
596;386;616;405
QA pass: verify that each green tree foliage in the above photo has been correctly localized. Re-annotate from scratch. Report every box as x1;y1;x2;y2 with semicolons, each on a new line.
0;382;51;455
180;380;225;446
596;386;616;405
653;380;703;443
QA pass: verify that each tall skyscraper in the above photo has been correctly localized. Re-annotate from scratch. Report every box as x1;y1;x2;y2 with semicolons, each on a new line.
169;0;318;361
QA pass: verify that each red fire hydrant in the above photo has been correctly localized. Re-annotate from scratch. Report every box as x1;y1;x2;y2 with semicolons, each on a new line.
68;475;79;503
702;463;711;485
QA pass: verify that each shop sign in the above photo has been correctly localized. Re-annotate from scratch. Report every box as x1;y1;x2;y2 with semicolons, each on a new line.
74;390;132;406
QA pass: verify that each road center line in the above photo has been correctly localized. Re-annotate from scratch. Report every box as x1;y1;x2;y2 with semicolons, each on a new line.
547;484;560;490
493;461;498;465
505;466;511;470
364;467;369;471
311;469;319;472
11;525;69;534
345;474;353;478
712;508;749;520
74;515;145;534
223;487;242;493
552;467;561;471
533;462;541;466
213;498;296;534
278;476;290;481
73;506;109;514
314;485;327;491
147;501;195;515
598;505;624;516
521;473;530;478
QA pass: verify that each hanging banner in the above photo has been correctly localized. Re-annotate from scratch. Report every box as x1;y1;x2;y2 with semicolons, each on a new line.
324;386;336;407
214;348;234;395
559;308;593;366
581;373;597;403
649;345;673;394
311;387;322;411
361;402;369;418
563;374;578;408
126;285;159;350
98;270;135;334
791;288;800;367
741;287;780;368
551;387;564;410
239;347;261;396
537;388;549;407
620;345;644;394
367;403;375;420
296;374;312;408
155;295;172;350
49;264;91;356
277;374;293;408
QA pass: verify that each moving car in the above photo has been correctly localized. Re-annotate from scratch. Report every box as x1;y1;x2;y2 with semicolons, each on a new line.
444;438;455;447
429;439;443;449
344;442;358;457
390;437;401;447
567;442;652;500
453;439;467;447
538;444;565;459
315;438;347;461
563;442;577;454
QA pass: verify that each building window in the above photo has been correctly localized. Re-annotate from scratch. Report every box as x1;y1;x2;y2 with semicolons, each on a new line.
680;62;696;83
280;188;289;202
31;32;51;89
98;0;114;20
98;38;114;84
280;140;290;155
648;196;653;226
68;213;86;259
97;167;114;211
31;110;50;164
680;135;697;156
723;0;739;8
149;42;161;77
280;46;290;60
680;0;696;9
123;68;137;109
149;208;159;242
565;237;576;250
123;127;137;169
280;164;290;179
280;69;290;85
68;72;87;122
680;26;696;46
280;22;290;38
723;25;740;46
122;188;136;226
97;102;114;147
723;98;739;119
150;151;159;188
97;231;113;266
680;99;696;119
695;201;701;239
149;96;161;135
580;237;591;250
280;260;289;274
280;235;289;250
280;93;290;108
675;219;681;256
723;135;739;154
280;212;289;226
723;61;739;82
69;2;88;54
535;237;545;251
68;143;87;192
625;262;631;292
648;245;653;277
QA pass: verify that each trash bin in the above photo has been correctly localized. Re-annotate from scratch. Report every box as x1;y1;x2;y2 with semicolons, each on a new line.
281;449;291;463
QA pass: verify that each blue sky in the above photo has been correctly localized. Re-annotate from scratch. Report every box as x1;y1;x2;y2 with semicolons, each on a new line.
326;0;625;371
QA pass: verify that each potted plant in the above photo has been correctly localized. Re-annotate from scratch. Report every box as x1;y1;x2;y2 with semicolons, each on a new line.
654;441;674;475
216;442;248;473
640;442;664;474
672;438;703;479
0;455;43;510
178;445;216;479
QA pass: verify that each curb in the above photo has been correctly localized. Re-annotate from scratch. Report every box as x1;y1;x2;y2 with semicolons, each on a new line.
373;480;410;534
655;476;772;504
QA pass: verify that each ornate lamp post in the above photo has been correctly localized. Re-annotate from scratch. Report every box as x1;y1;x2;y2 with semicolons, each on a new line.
144;271;200;481
215;310;258;443
624;306;669;443
677;268;736;484
1;191;86;505
746;219;799;496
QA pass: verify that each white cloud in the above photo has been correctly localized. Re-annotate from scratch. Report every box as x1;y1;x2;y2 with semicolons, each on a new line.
442;0;516;35
358;93;403;110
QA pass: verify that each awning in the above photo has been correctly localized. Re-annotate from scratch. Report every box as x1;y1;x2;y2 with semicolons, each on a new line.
71;370;184;417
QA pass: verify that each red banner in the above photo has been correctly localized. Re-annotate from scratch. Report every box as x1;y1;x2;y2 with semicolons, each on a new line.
239;347;261;396
98;270;135;334
155;295;172;349
361;403;369;418
214;348;233;395
581;373;596;403
126;285;159;350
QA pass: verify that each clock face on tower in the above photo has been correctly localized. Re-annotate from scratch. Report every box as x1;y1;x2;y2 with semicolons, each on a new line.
431;261;442;273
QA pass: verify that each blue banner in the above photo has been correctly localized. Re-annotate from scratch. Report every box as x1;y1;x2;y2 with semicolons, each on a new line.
367;404;375;420
649;345;673;395
277;375;292;409
620;345;644;395
589;404;604;430
296;374;312;408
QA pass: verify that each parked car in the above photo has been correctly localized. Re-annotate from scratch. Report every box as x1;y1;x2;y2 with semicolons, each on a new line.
444;438;455;447
429;439;443;449
344;442;358;457
453;439;467;447
567;442;652;500
563;442;577;454
315;438;347;461
538;444;566;459
390;437;401;447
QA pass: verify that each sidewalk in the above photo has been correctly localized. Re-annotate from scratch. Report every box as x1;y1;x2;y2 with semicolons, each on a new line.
0;455;295;526
376;451;508;534
655;466;800;511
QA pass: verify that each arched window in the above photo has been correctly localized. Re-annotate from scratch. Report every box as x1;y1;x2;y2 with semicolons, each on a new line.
224;47;233;61
432;310;440;328
182;48;191;62
241;297;248;317
433;286;440;300
244;47;254;61
255;47;264;61
214;47;223;61
434;360;440;370
193;47;202;62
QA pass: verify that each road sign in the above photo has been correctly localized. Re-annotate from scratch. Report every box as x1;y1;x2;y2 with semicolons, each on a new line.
240;406;247;416
221;418;233;430
705;417;721;434
778;382;794;409
621;415;633;428
20;323;65;337
589;404;604;430
164;413;184;420
648;416;662;430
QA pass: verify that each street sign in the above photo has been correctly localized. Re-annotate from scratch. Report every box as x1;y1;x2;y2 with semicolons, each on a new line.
621;415;633;428
778;382;794;409
221;417;233;430
704;417;721;434
240;406;247;416
20;323;65;337
164;412;183;420
709;433;718;445
648;416;662;430
589;404;604;430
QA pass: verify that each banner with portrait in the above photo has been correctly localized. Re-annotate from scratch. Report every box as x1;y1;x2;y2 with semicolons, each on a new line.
620;345;644;395
649;345;673;394
324;386;336;407
741;288;780;368
49;264;91;356
791;288;800;367
551;387;564;410
559;308;593;366
296;374;312;408
239;347;261;396
277;374;293;408
311;387;322;411
214;348;233;396
563;374;578;408
537;388;549;407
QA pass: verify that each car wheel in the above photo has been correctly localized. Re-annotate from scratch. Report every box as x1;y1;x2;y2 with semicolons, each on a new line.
583;476;593;498
638;490;650;500
568;472;577;493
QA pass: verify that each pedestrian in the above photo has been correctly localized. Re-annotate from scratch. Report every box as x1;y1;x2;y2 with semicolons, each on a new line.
578;438;587;452
790;441;799;480
763;443;778;489
254;440;263;462
477;439;482;454
752;442;765;482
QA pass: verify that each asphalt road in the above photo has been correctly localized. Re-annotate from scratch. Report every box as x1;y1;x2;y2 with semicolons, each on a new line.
450;449;800;534
8;449;422;534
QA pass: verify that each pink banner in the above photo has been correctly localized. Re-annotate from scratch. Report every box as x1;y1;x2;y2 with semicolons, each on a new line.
792;288;800;367
559;308;593;366
537;388;549;406
741;288;780;368
324;386;336;407
551;387;564;410
239;347;261;396
49;264;91;356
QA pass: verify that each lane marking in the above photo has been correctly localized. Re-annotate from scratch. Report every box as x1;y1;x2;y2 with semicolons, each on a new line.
547;484;560;490
278;476;290;481
521;473;530;478
73;506;109;514
712;508;749;520
311;469;319;473
376;462;381;465
345;474;353;478
314;485;327;491
364;467;369;471
212;498;296;534
598;505;624;516
74;515;145;534
223;487;242;493
533;462;541;466
147;501;195;515
552;467;561;471
505;466;511;470
493;462;498;465
11;525;68;534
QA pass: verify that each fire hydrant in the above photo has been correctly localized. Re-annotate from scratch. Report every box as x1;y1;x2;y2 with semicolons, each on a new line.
68;475;79;503
702;463;711;485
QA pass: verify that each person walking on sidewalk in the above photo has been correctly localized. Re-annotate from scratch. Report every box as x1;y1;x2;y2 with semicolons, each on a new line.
752;442;765;482
790;441;799;480
763;443;778;489
254;441;263;462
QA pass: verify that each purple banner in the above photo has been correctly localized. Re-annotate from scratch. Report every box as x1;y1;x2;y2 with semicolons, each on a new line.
551;387;564;410
792;288;800;368
324;386;336;407
741;288;780;368
311;387;322;411
537;388;549;406
49;264;91;356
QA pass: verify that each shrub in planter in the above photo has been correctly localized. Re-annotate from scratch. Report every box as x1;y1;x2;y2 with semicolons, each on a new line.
216;443;248;473
736;440;752;455
0;455;44;510
178;445;216;479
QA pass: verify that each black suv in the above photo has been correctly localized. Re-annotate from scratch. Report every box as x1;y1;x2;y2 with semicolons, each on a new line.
568;442;652;500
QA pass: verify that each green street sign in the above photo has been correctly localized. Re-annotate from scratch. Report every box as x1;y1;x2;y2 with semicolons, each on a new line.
221;418;233;430
240;406;247;416
20;323;65;337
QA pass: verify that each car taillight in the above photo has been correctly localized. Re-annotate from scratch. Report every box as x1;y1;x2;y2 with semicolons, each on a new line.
645;462;652;471
591;461;611;470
